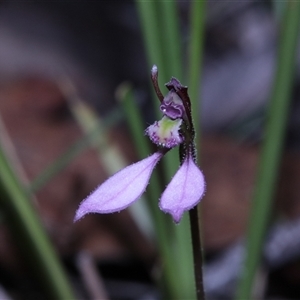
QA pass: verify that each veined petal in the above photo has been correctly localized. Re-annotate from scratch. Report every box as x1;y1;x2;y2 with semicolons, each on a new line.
159;155;205;223
74;152;162;222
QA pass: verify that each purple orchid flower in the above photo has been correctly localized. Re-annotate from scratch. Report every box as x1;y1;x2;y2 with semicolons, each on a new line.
74;65;205;223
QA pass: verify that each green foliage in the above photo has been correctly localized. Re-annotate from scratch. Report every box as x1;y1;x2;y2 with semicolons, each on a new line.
0;142;74;300
236;2;300;298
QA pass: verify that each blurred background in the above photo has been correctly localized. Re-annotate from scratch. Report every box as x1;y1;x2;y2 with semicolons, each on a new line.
0;1;300;299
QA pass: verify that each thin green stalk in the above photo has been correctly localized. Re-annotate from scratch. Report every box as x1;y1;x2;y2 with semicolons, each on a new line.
171;216;195;299
135;1;168;87
160;0;183;79
188;0;206;141
236;2;300;299
0;143;74;300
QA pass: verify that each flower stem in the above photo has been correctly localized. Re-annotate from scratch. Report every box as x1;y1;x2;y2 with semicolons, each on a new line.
189;207;205;300
187;1;206;298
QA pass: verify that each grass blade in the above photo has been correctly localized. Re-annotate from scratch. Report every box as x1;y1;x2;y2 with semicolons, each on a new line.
0;141;75;300
236;2;300;298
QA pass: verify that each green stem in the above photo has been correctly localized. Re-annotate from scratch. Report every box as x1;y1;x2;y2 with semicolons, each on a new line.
236;2;300;299
160;0;183;79
135;1;168;87
0;143;74;300
189;208;205;300
188;0;206;140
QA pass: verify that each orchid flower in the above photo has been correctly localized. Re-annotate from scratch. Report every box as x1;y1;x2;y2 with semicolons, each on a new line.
74;65;205;223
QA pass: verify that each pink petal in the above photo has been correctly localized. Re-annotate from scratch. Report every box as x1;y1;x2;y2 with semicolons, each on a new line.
74;152;162;222
159;155;205;223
